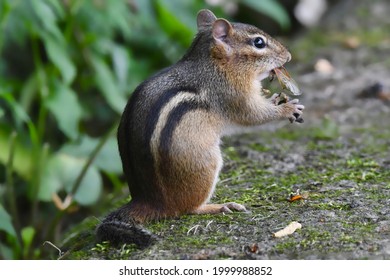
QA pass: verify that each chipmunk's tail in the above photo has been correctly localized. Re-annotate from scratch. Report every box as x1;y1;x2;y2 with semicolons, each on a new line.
95;201;159;248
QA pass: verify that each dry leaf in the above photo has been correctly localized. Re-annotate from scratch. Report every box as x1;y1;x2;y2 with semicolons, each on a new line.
273;221;302;238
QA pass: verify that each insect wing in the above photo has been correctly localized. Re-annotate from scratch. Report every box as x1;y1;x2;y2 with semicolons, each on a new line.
274;67;302;96
284;77;301;96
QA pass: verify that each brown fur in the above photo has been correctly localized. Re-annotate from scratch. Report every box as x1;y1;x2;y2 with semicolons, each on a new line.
157;110;223;214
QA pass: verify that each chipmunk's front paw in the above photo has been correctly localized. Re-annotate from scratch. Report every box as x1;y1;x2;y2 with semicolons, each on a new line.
270;92;289;105
284;99;304;123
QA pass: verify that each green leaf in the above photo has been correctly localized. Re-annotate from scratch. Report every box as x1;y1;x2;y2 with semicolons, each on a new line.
0;1;12;37
0;94;36;180
0;91;37;133
19;73;39;115
0;204;17;238
30;0;63;41
111;45;130;93
69;165;102;206
43;34;76;84
0;242;14;260
90;54;127;114
45;82;82;140
38;155;63;201
45;0;65;19
104;0;132;39
21;226;35;257
242;0;290;29
60;135;122;174
0;126;32;180
155;0;196;46
39;153;102;206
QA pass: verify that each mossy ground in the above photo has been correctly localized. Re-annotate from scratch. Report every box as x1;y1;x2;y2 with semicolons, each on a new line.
60;118;390;260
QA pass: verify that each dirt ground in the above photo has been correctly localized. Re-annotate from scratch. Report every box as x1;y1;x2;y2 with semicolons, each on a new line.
61;0;390;260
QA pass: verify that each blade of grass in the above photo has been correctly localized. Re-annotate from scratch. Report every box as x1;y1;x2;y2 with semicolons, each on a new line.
6;131;23;251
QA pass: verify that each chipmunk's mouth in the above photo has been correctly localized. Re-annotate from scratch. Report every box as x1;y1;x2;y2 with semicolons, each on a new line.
269;69;276;81
258;62;287;82
258;68;279;83
267;66;302;96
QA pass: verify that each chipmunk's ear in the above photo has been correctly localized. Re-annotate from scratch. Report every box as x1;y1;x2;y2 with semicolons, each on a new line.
212;19;233;55
212;18;233;42
212;19;232;41
197;9;217;30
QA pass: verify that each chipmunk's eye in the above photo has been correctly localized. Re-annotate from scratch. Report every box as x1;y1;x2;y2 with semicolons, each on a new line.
253;37;266;49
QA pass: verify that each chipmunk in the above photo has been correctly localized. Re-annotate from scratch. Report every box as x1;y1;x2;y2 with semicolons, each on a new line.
96;9;304;247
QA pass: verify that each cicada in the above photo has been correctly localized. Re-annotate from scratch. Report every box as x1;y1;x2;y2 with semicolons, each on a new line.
272;66;301;96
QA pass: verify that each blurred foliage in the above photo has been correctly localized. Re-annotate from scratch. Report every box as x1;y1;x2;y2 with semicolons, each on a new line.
0;0;290;259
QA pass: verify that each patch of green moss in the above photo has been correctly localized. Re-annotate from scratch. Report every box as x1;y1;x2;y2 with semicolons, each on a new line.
249;143;270;152
310;201;352;211
224;146;241;161
299;228;332;249
147;213;237;252
272;128;303;141
338;221;377;247
273;240;297;253
274;228;332;254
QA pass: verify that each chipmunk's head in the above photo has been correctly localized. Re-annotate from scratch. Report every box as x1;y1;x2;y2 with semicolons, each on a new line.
197;9;291;92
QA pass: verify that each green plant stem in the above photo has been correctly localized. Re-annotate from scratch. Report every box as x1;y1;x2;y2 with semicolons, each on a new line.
69;120;119;197
30;34;49;226
6;131;23;250
31;143;49;227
